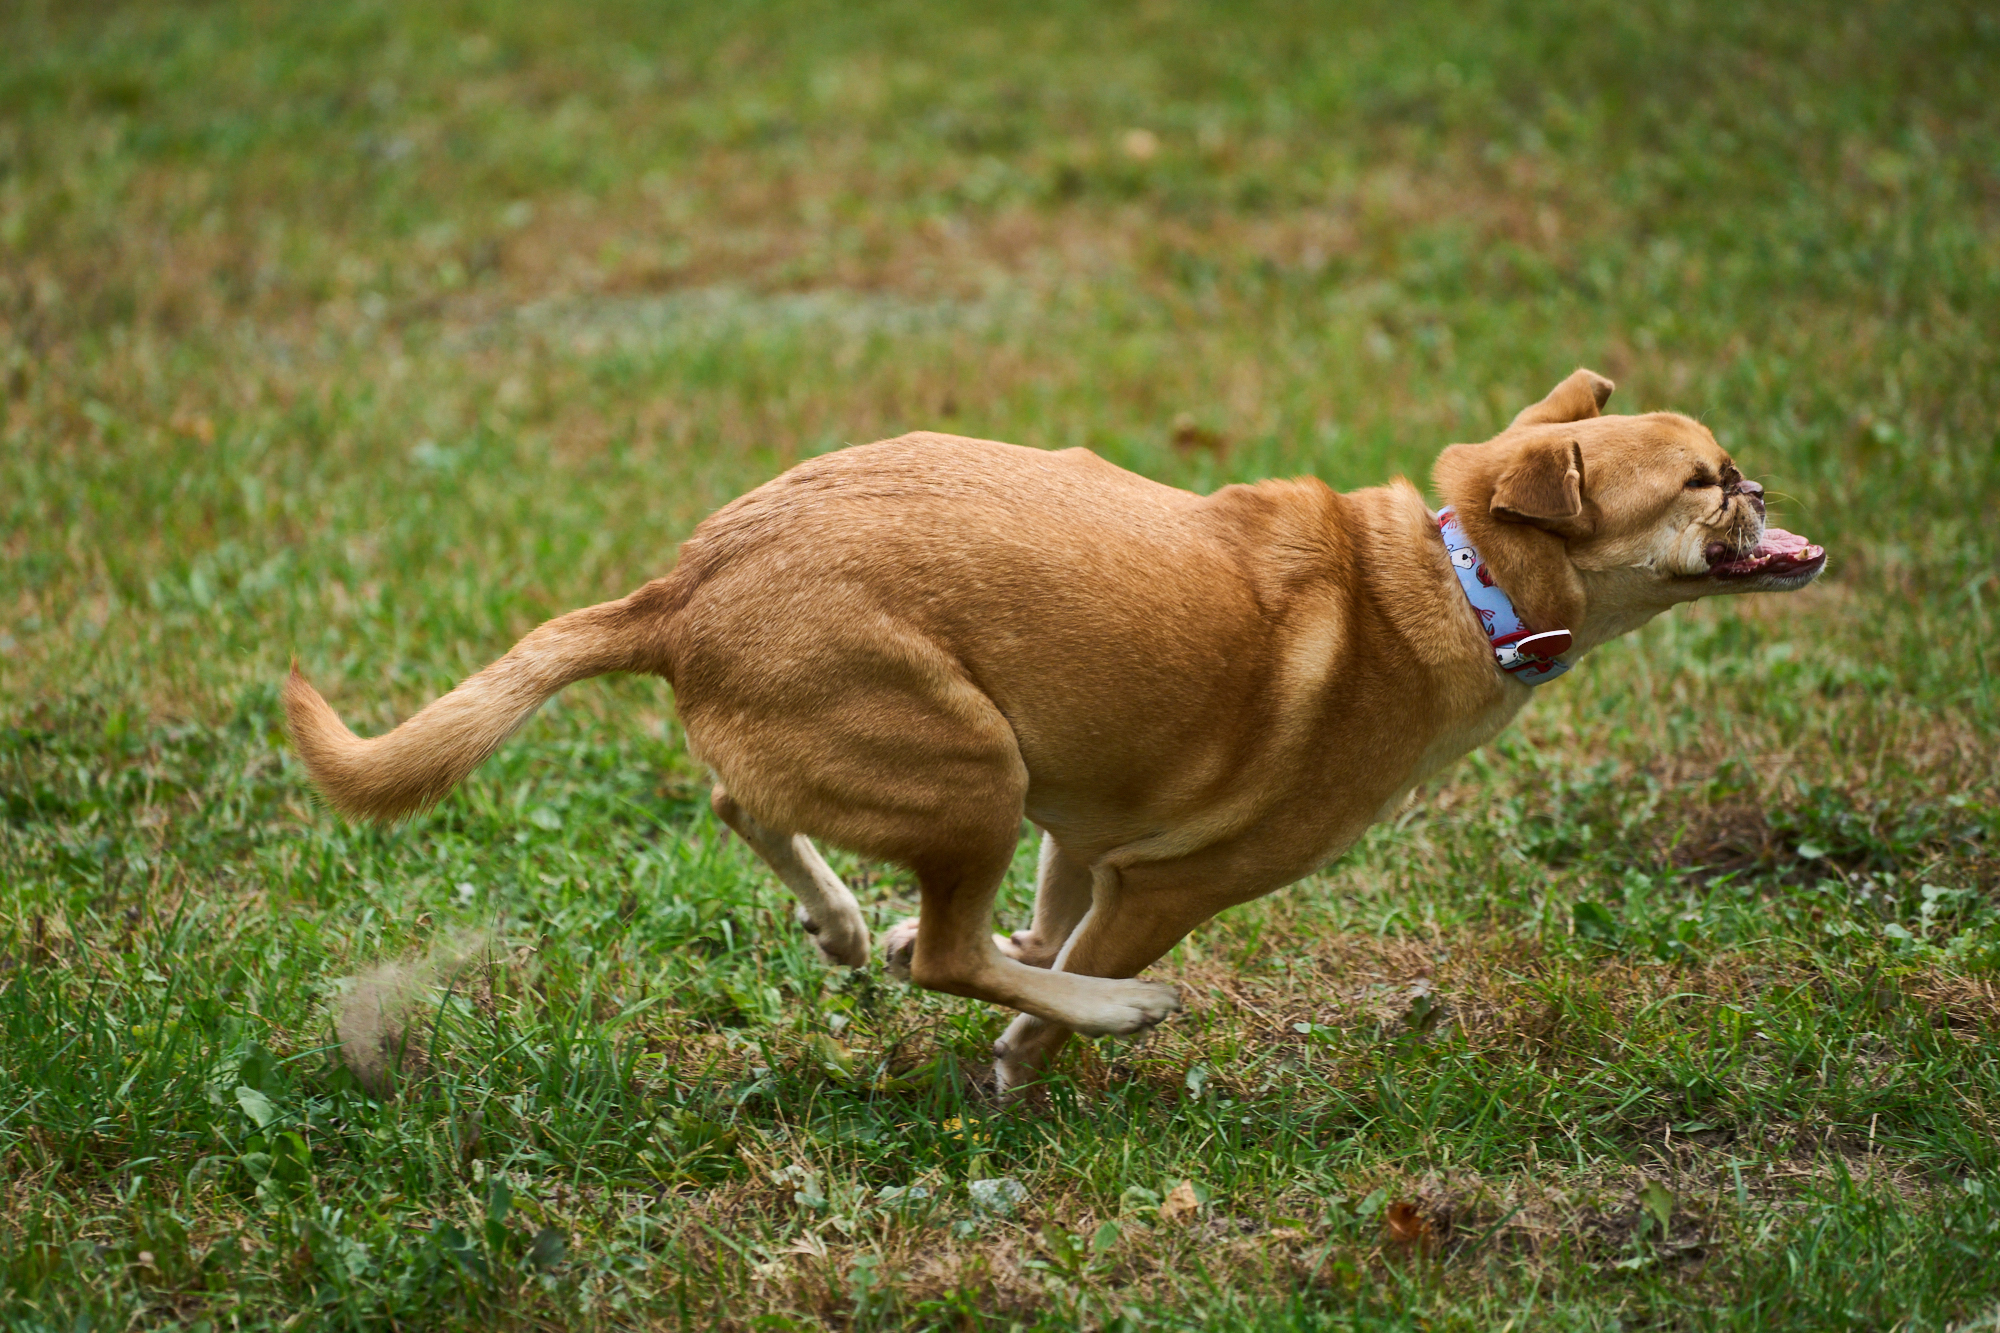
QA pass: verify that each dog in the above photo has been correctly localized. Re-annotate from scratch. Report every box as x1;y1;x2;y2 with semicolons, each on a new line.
285;369;1824;1091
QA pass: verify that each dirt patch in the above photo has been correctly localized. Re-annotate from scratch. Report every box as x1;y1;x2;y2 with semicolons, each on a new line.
1666;802;1793;880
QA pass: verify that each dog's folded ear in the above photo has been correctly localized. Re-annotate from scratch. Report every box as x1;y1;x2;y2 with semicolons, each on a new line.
1492;436;1587;529
1511;368;1614;429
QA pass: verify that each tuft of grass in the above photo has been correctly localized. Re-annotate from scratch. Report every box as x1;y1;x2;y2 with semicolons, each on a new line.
3;0;1998;1327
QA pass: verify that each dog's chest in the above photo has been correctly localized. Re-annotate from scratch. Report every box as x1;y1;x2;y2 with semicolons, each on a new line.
1294;686;1526;869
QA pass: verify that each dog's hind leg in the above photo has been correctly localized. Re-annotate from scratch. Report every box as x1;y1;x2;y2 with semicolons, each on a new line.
994;831;1093;968
712;785;870;967
687;632;1174;1034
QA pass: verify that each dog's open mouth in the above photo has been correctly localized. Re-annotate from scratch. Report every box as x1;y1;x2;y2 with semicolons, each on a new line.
1707;527;1826;584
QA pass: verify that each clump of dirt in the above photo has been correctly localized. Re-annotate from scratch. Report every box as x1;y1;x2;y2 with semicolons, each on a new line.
333;931;491;1096
1666;802;1788;880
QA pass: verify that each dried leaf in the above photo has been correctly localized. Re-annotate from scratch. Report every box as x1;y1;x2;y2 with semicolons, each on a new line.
1385;1200;1432;1248
1170;413;1227;455
1159;1179;1201;1223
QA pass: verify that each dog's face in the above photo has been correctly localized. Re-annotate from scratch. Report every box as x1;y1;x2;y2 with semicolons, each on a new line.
1561;412;1825;596
1434;370;1825;641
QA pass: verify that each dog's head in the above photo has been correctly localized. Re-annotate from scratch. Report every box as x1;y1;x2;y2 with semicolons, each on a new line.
1433;369;1825;648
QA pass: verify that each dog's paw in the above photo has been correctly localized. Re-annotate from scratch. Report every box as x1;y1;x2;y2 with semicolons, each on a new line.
798;906;869;969
992;1013;1056;1096
995;928;1057;969
880;918;920;981
1065;979;1182;1037
992;1053;1037;1099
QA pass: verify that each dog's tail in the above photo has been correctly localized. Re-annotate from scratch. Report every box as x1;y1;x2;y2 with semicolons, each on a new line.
285;577;685;823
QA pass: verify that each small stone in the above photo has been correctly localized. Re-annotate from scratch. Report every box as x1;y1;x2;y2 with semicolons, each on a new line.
968;1176;1027;1218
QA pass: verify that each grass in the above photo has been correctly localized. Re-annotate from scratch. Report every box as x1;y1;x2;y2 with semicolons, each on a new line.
3;0;1998;1327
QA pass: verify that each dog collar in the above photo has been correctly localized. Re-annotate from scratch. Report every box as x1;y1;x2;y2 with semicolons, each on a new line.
1433;506;1574;683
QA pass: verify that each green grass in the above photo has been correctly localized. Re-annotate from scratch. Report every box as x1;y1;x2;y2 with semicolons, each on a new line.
3;0;1999;1327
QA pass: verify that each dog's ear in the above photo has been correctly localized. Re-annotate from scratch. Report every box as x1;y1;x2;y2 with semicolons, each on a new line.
1491;436;1586;529
1511;369;1614;429
1432;433;1589;631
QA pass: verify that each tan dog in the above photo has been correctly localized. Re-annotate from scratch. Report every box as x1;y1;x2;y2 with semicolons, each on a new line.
286;370;1824;1090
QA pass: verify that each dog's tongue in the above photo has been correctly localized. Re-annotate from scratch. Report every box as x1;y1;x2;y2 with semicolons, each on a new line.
1715;527;1824;574
1755;528;1811;557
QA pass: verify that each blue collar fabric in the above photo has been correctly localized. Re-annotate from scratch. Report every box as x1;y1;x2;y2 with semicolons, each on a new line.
1433;506;1575;684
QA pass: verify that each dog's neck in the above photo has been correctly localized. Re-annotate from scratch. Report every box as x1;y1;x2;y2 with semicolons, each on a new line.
1439;498;1588;633
1433;507;1575;684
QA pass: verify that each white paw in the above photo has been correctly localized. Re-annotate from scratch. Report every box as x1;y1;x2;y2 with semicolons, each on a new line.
1065;979;1182;1037
995;928;1056;968
992;1012;1050;1095
993;1053;1032;1097
880;918;920;981
798;906;869;968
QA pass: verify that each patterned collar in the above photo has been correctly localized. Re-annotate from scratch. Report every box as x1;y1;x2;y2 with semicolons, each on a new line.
1433;506;1575;684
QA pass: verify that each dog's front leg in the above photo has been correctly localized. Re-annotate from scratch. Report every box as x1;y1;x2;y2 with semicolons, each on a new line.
881;828;1182;1042
992;845;1264;1093
994;831;1094;968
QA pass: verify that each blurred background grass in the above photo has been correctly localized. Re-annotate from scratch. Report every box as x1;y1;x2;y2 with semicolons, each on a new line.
4;0;1994;718
3;2;1999;1329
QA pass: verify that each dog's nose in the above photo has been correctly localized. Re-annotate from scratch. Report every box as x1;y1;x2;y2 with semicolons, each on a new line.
1732;478;1765;516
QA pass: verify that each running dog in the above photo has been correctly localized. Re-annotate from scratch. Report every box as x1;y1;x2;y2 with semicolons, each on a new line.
285;370;1824;1090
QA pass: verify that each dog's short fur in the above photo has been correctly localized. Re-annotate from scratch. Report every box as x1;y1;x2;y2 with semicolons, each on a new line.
287;370;1824;1089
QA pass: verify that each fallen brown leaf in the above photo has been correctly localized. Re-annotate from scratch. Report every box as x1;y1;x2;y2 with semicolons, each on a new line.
1385;1200;1432;1249
1160;1179;1202;1223
1170;413;1228;455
